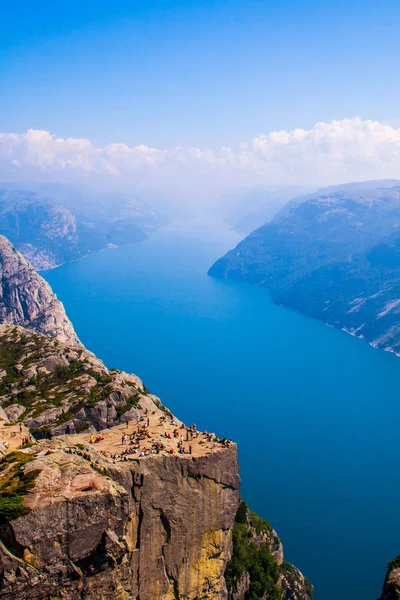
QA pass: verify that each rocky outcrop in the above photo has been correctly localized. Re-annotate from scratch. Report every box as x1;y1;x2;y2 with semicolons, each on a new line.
0;245;313;600
0;325;313;599
280;563;313;600
226;502;313;600
0;440;240;599
0;324;166;436
379;558;400;600
0;236;80;346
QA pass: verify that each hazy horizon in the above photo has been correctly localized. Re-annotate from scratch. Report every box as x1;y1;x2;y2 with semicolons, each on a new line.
3;1;400;206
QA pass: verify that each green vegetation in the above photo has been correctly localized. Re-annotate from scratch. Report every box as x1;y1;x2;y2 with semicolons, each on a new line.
282;562;313;599
0;451;40;522
0;329;140;435
225;501;281;600
153;398;173;418
388;556;400;572
249;510;273;536
117;394;139;417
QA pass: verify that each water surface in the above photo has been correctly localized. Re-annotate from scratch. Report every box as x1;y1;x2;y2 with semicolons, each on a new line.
43;222;400;600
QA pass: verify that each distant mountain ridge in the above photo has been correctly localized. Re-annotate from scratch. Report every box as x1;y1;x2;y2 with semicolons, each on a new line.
209;180;400;355
0;187;167;269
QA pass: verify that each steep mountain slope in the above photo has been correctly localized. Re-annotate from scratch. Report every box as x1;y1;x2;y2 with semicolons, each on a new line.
0;234;312;600
0;236;80;346
209;182;400;354
0;324;160;436
0;188;166;269
0;325;312;600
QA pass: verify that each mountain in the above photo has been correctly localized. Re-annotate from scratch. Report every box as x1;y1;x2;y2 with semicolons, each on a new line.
0;187;167;269
0;235;80;346
213;186;311;235
0;235;311;600
209;180;400;355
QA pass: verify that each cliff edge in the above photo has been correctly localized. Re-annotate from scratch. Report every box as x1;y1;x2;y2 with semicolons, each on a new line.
0;235;80;346
379;557;400;600
0;441;239;599
0;234;312;599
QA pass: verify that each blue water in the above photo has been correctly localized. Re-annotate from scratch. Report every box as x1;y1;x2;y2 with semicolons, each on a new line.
43;222;400;600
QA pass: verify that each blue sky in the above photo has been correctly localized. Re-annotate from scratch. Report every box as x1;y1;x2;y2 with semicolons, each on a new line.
2;0;400;149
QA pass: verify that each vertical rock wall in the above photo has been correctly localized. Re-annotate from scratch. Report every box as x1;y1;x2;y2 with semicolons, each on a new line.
0;443;240;599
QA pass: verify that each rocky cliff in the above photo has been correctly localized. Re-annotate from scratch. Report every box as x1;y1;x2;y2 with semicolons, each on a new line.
0;236;80;346
378;557;400;600
227;502;312;600
209;181;400;355
0;234;312;600
0;323;171;436
0;441;239;600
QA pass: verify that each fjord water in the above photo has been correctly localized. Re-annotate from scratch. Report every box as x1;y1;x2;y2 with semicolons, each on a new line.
43;222;400;600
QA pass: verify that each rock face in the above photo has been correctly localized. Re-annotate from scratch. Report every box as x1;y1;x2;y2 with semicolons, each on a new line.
0;324;166;437
209;181;400;355
0;441;240;600
0;236;80;346
0;188;167;269
0;242;313;600
226;502;312;600
379;558;400;600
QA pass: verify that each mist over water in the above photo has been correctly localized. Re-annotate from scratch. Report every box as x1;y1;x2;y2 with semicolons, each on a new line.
43;221;400;600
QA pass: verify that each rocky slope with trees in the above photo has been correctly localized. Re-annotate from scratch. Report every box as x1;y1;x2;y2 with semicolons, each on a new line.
0;234;312;599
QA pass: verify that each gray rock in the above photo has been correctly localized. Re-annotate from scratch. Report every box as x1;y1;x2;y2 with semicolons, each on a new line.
0;235;81;346
0;406;9;422
4;403;25;421
379;565;400;599
0;443;240;600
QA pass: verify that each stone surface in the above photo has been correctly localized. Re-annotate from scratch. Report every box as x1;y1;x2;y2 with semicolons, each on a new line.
0;241;314;600
4;404;26;422
0;441;240;600
0;324;169;437
0;236;81;346
226;505;312;600
379;565;400;600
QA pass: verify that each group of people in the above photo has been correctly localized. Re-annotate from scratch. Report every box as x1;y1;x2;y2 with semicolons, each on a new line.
21;434;33;446
81;409;233;464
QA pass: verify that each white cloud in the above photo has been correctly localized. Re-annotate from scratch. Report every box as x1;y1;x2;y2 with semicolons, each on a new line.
2;117;400;189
